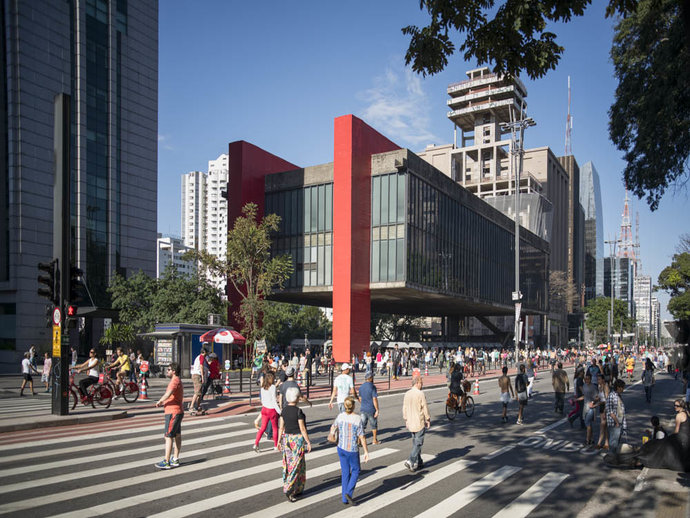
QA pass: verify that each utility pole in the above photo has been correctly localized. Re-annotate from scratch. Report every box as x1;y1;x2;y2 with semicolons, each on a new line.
605;238;618;347
501;104;535;362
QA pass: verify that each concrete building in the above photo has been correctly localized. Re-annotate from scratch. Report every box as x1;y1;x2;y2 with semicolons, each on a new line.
226;115;549;361
604;257;634;315
156;235;195;278
634;274;652;335
0;0;158;365
579;162;605;301
181;171;206;251
651;297;660;344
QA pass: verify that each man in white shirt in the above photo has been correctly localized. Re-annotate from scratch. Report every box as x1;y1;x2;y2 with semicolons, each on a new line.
20;352;38;396
329;363;357;413
190;348;208;414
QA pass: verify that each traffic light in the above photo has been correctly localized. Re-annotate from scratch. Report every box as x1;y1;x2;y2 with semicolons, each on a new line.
65;304;78;329
37;259;59;305
44;304;53;328
68;264;86;304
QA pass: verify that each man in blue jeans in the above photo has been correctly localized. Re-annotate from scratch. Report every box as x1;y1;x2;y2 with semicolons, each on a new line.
402;375;430;471
358;372;380;444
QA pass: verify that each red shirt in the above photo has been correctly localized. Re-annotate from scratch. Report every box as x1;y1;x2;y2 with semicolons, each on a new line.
164;375;183;415
209;358;220;379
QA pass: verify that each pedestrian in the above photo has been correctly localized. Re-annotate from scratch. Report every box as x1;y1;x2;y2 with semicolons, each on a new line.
41;352;52;392
329;363;357;414
552;362;570;415
304;348;313;386
497;366;514;423
19;352;38;396
278;366;312;410
70;346;77;368
577;373;598;446
402;375;430;471
29;344;37;369
254;371;280;452
641;358;656;403
392;344;401;380
606;379;627;454
330;396;369;505
154;362;183;469
277;386;312;502
189;348;208;415
358;371;381;445
526;360;536;398
567;367;586;428
515;364;529;425
595;376;611;451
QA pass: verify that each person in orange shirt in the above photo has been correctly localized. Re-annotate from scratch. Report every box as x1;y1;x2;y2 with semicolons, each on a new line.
154;362;184;469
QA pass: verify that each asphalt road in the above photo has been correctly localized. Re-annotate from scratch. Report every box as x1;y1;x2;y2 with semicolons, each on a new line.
0;366;688;517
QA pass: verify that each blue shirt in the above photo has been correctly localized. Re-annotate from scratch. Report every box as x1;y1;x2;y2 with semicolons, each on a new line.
358;381;377;414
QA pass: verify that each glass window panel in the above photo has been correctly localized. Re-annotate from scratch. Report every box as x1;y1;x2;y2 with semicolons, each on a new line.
381;175;389;225
318;184;325;232
304;188;311;233
291;190;298;235
317;245;325;285
397;173;405;223
380;239;388;282
325;245;332;285
372;176;380;227
388;239;396;280
389;174;397;223
325;183;333;231
311;187;318;231
372;241;380;283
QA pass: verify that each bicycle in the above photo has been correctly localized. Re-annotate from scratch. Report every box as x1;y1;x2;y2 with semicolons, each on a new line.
68;370;113;410
445;389;475;420
103;369;139;403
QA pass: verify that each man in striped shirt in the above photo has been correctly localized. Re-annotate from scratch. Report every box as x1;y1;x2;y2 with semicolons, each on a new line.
606;379;627;453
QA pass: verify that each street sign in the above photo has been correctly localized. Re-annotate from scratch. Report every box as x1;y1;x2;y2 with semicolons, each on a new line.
140;360;149;373
52;324;61;356
52;307;62;326
255;339;267;354
515;302;522;322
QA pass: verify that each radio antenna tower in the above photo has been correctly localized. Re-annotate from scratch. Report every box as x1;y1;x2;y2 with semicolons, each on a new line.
617;191;637;275
565;76;573;155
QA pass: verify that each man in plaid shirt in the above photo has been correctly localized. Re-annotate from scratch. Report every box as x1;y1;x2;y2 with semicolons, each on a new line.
606;379;627;453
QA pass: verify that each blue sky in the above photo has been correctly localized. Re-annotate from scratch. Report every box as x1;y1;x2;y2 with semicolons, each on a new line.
158;1;687;320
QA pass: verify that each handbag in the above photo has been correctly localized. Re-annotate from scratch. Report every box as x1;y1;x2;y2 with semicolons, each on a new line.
327;425;339;444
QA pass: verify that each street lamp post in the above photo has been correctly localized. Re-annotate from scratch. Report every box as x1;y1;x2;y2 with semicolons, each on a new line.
605;238;618;346
500;105;535;363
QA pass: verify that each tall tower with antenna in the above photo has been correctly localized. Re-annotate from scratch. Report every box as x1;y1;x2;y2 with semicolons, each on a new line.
618;191;636;262
565;76;573;156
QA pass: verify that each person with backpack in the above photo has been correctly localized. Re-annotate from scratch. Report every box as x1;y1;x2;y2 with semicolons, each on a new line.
515;364;529;425
603;357;612;383
642;358;656;403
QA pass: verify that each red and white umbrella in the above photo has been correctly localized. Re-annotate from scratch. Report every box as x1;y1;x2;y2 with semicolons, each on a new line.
199;328;246;344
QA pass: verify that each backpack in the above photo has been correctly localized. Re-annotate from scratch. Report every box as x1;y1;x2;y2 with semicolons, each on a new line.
603;364;611;378
516;374;527;393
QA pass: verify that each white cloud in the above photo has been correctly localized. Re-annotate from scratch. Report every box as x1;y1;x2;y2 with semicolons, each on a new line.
158;134;174;150
358;64;439;148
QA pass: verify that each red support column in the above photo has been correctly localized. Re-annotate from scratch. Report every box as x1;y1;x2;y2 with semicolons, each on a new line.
332;115;398;362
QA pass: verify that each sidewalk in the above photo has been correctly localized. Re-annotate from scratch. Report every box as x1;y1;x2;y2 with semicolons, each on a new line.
0;362;569;433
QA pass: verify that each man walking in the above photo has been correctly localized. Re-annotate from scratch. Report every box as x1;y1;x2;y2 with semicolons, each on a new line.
154;362;183;469
189;348;208;415
329;363;356;413
552;362;570;415
392;344;400;380
358;372;381;445
402;375;430;472
578;373;598;445
497;366;514;423
515;364;529;425
19;352;38;396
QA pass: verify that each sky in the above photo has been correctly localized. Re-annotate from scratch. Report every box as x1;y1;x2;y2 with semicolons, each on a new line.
158;1;688;320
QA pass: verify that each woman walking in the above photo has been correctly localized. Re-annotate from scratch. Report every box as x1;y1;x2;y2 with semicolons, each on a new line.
330;396;369;505
254;371;280;452
595;376;611;450
641;358;656;403
277;386;311;502
526;360;536;398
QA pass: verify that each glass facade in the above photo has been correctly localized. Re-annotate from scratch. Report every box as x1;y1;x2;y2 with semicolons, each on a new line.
265;182;333;288
371;173;406;283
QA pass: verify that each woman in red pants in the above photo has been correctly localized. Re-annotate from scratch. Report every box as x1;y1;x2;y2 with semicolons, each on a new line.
254;371;280;452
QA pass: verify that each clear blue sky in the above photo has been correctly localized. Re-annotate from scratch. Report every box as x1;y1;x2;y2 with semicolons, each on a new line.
158;1;687;320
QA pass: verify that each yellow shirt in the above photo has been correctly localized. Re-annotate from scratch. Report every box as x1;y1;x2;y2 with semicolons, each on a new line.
626;358;635;370
113;353;131;372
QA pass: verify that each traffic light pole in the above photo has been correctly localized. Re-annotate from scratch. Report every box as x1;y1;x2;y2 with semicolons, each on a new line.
51;93;71;416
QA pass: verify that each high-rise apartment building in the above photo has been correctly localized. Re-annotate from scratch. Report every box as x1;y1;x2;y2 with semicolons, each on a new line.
579;162;604;301
0;0;158;364
633;274;652;335
604;257;634;315
651;297;660;343
157;235;195;279
181;171;206;250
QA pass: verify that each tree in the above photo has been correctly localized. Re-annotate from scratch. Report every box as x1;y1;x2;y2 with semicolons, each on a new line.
191;203;293;356
371;313;425;341
402;0;690;210
549;270;576;315
677;233;690;254
99;322;136;352
657;252;690;321
262;302;331;348
584;296;634;338
608;0;690;210
108;270;157;333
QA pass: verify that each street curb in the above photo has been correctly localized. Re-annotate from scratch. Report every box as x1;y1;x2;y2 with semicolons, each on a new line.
0;410;128;433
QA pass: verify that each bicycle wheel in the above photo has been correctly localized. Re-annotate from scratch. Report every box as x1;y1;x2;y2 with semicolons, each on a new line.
464;396;475;417
69;388;78;410
95;384;112;408
445;402;458;421
122;381;139;403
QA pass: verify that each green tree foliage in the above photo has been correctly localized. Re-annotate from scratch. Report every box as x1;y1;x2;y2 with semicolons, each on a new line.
609;0;690;210
262;302;331;347
584;296;634;337
190;203;293;352
107;266;227;333
402;0;689;210
371;313;425;341
657;252;690;321
99;322;136;350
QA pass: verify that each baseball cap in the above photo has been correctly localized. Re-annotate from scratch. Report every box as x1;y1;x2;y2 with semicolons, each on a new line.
341;363;351;371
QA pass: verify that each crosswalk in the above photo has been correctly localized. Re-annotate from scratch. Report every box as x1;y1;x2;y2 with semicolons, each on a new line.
0;413;574;517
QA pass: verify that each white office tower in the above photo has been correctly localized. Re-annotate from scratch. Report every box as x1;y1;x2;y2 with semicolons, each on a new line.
205;154;229;261
634;275;652;337
181;171;207;251
157;235;196;279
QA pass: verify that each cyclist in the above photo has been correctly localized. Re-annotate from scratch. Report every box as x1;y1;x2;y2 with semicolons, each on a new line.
75;349;100;398
107;347;131;395
448;363;467;412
